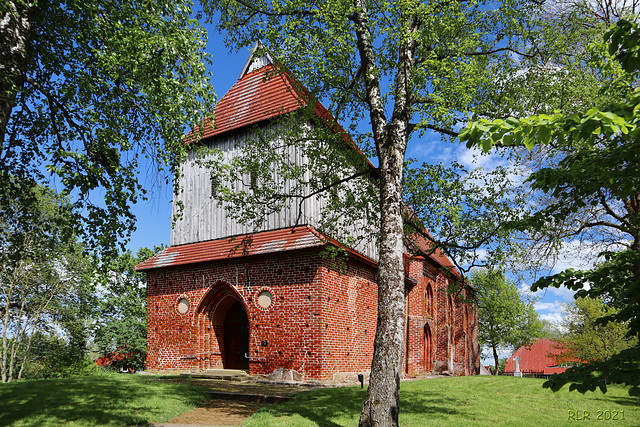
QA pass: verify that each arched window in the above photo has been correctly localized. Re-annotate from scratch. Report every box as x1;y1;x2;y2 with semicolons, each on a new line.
424;284;434;318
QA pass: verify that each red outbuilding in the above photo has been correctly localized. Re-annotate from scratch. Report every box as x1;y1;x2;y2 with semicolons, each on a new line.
504;338;576;377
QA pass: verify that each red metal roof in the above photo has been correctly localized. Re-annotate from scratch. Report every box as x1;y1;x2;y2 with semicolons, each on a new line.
504;338;573;375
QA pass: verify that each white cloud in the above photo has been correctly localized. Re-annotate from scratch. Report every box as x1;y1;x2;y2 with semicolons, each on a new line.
455;145;508;171
518;281;543;299
549;239;630;275
539;312;564;324
534;301;560;311
548;286;580;300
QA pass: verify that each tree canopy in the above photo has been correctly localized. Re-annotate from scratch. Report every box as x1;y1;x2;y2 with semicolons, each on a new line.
471;269;543;374
201;0;550;423
461;19;640;395
0;185;87;383
1;0;216;257
94;247;161;372
557;297;637;365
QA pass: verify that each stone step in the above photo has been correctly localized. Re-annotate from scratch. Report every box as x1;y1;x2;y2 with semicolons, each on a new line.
203;390;292;404
181;369;252;382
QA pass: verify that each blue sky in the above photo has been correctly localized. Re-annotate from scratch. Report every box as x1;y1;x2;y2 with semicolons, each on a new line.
125;21;586;357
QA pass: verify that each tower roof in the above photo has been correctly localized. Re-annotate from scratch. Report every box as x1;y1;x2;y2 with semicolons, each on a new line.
188;47;328;142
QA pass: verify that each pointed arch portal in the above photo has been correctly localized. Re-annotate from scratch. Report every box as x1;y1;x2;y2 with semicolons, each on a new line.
223;300;249;370
197;281;250;371
424;323;433;373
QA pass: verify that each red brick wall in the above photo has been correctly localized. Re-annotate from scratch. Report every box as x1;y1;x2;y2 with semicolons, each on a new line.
402;257;479;376
317;258;378;380
145;248;479;379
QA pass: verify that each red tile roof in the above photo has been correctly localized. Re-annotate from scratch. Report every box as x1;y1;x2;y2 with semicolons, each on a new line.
504;338;574;375
186;62;378;171
136;224;459;273
171;58;459;274
135;226;329;271
188;64;326;142
411;232;459;276
136;225;385;271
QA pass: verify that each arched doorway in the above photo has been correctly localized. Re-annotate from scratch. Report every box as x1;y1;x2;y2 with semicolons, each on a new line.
196;282;250;371
424;323;433;372
223;300;249;370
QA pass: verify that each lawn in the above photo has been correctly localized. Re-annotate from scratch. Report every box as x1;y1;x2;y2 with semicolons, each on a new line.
1;374;638;426
0;372;207;426
246;376;640;426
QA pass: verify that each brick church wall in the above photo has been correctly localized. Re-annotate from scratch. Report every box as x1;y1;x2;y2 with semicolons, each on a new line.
145;246;479;379
317;258;378;380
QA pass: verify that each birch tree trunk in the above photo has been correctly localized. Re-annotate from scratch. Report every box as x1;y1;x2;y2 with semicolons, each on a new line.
0;1;32;142
352;2;415;423
359;133;408;426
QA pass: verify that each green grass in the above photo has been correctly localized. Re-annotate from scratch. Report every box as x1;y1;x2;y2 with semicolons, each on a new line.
0;372;207;426
246;376;640;426
1;374;638;426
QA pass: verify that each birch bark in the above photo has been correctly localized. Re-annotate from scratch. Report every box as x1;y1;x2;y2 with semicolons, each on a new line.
0;1;32;143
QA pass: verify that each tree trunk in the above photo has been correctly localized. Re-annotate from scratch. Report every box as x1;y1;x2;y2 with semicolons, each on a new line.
359;128;408;427
492;344;499;375
351;2;415;424
0;1;32;142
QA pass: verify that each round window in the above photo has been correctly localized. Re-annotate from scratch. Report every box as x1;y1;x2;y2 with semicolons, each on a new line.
257;290;273;309
177;297;189;314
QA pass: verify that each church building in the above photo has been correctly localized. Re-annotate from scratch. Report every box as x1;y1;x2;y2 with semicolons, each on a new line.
136;48;480;381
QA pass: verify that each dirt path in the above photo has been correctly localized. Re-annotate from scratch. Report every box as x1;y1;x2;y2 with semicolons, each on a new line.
163;398;266;426
149;377;316;426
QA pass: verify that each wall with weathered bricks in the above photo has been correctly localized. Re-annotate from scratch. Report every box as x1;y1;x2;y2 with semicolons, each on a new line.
145;247;479;379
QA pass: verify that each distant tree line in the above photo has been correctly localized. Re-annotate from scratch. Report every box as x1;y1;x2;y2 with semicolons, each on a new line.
0;184;156;382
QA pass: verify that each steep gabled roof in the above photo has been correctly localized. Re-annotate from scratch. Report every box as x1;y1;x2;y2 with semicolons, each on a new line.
189;64;303;141
174;48;460;273
187;50;376;168
187;46;333;143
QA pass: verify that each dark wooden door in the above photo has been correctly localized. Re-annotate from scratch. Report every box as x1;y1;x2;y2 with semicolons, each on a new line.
424;324;433;372
223;300;249;370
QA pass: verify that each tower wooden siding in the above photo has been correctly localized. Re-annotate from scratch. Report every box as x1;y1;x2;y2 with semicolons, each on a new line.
171;120;380;261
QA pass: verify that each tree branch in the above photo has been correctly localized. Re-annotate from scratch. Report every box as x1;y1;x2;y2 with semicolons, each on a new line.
288;167;377;227
421;124;459;138
232;0;314;17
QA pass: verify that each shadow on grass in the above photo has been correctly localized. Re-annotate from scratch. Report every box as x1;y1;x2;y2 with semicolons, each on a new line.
596;395;640;408
0;374;206;426
252;386;466;426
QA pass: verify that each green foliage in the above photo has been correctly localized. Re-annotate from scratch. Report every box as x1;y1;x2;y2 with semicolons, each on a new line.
198;0;578;423
403;160;526;271
93;247;160;371
471;269;543;373
461;19;640;395
556;297;637;364
1;184;91;383
498;357;507;375
2;0;216;257
540;318;564;339
198;0;545;279
24;333;100;380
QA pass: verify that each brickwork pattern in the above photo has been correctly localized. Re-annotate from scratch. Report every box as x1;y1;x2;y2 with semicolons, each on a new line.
146;248;479;379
